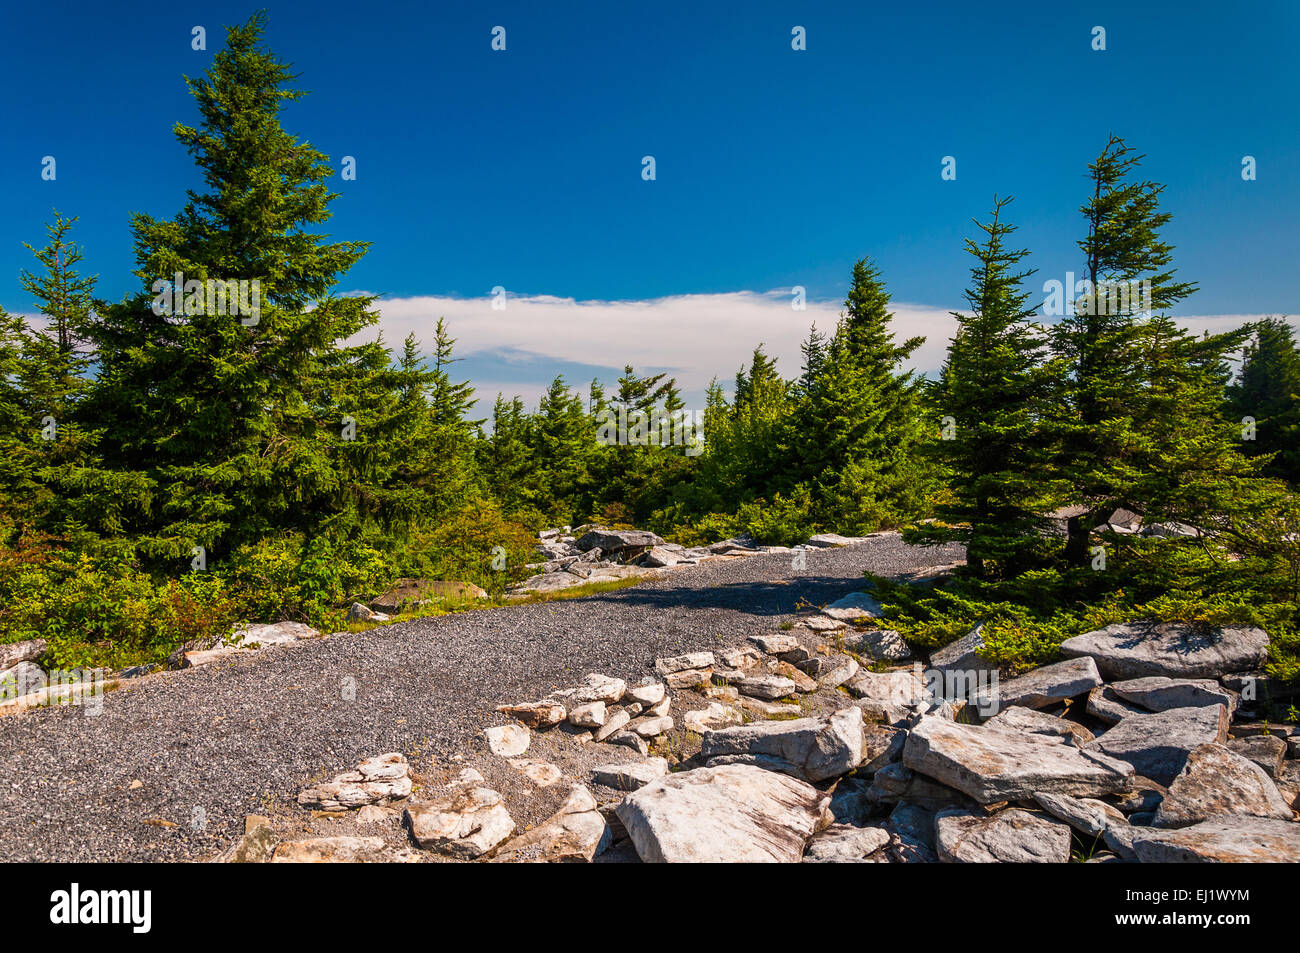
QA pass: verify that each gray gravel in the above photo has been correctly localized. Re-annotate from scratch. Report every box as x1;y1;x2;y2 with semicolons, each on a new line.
0;534;961;862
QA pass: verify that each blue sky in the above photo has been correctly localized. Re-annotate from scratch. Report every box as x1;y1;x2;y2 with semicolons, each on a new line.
2;0;1297;407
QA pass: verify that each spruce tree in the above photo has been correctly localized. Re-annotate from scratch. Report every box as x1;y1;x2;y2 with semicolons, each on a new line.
1051;135;1199;564
915;197;1059;578
83;13;385;561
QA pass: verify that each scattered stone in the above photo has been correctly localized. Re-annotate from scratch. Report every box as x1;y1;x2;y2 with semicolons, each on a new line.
405;787;515;859
627;715;673;738
485;724;530;757
1060;621;1270;680
495;700;567;728
985;706;1096;746
568;701;607;729
803;824;891;863
355;805;390;825
297;753;412;811
935;808;1072;863
1109;676;1238;714
272;836;393;863
799;655;860;690
869;763;973;811
591;758;670;791
749;634;800;655
451;767;485;785
624;680;666;707
700;708;864;783
683;703;743;733
616;764;831;863
1085;704;1230;787
845;670;928;716
593;709;632;743
1129;815;1300;862
607;731;650;757
903;716;1134;804
995;657;1102;710
644;694;671;717
1153;743;1293;827
821;592;884;622
508;758;564;788
770;660;819;693
735;673;797;700
183;621;320;668
664;668;713;689
862;724;908;772
573;673;626;705
490;785;611;863
718;646;763;670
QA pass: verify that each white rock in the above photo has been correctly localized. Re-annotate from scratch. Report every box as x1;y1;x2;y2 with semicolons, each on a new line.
485;724;530;757
405;787;515;859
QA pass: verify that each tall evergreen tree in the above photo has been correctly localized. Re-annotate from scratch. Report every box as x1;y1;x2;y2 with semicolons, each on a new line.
1050;135;1199;564
916;197;1059;577
790;258;931;530
83;13;386;561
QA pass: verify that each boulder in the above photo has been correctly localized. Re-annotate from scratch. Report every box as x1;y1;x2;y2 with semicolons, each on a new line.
346;602;389;623
903;716;1134;804
700;708;864;782
821;592;884;622
567;701;607;729
615;764;831;862
1108;676;1238;714
1084;704;1230;787
591;758;670;791
0;638;47;671
868;763;973;811
928;624;996;676
593;709;632;742
490;785;610;863
994;657;1102;710
1059;622;1270;680
1153;743;1294;827
1129;815;1300;862
640;547;681;568
371;578;487;613
297;753;412;811
934;808;1073;863
404;787;515;859
183;621;319;668
507;759;563;787
0;661;46;699
851;629;913;662
799;655;860;690
769;660;818;693
574;529;665;555
749;634;800;655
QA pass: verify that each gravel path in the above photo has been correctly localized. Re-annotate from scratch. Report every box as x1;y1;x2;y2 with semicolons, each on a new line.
0;535;962;862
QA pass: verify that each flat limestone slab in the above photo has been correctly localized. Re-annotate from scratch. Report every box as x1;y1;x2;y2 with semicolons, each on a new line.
903;716;1134;804
615;764;830;862
1059;622;1269;680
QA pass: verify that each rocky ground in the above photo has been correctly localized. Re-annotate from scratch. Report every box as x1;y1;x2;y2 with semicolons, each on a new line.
5;525;1297;864
0;531;960;862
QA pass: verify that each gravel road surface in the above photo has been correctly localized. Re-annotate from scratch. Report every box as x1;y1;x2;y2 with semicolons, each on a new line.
0;534;962;862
